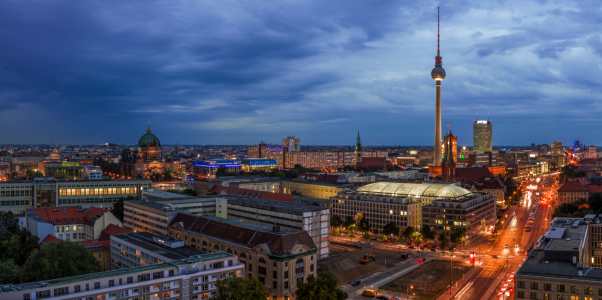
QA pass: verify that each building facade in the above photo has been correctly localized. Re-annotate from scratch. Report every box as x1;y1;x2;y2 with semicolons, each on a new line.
473;120;492;153
282;136;300;152
121;125;173;178
169;213;318;300
0;252;243;300
280;181;344;200
558;181;590;204
552;141;563;156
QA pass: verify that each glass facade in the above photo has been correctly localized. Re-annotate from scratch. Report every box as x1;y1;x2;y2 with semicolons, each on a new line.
473;121;492;153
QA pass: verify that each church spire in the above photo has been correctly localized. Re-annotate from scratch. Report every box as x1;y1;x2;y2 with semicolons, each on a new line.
355;131;362;152
147;122;151;134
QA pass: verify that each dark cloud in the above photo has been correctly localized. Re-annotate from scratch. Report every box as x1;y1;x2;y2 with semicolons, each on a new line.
0;0;600;146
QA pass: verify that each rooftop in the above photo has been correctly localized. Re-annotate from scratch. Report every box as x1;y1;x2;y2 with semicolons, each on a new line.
356;182;473;200
558;180;589;192
112;232;206;261
0;252;236;292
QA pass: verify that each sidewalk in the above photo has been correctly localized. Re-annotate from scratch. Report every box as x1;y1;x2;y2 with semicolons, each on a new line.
436;266;480;300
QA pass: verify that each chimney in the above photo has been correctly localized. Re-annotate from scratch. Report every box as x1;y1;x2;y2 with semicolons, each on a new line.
273;226;280;233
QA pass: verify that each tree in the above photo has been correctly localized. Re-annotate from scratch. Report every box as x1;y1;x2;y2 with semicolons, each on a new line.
0;260;20;285
103;163;121;175
382;222;400;236
211;272;268;300
438;232;449;249
2;235;22;263
362;232;371;240
373;229;379;235
421;225;436;242
330;215;342;228
291;190;303;196
25;169;44;180
0;212;20;242
20;241;100;283
333;227;340;236
347;228;355;238
380;234;388;242
296;271;348;300
215;166;228;177
285;169;300;179
112;197;126;223
275;171;285;178
401;226;415;242
357;217;371;233
450;228;466;245
6;171;18;180
342;216;355;229
163;170;174;181
94;157;108;168
18;235;39;266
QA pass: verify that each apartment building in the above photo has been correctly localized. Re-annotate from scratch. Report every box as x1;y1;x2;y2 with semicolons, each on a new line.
465;177;506;206
27;206;122;242
169;213;318;300
0;252;243;300
111;232;205;269
422;192;496;241
0;178;150;213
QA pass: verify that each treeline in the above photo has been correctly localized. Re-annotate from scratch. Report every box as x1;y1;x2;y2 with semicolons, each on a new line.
553;192;602;218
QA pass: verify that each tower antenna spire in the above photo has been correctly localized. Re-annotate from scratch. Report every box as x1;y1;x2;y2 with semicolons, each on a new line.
437;5;440;55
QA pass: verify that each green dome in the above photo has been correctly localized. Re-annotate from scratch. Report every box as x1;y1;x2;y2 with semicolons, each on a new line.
137;125;161;148
165;152;171;155
135;146;141;151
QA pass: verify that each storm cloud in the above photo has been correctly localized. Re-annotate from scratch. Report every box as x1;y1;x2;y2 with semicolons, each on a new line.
0;0;600;146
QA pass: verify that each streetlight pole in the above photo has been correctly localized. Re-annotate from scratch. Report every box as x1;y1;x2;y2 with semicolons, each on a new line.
450;252;453;294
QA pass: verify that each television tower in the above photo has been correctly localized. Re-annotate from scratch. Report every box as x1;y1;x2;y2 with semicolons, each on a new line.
431;6;446;166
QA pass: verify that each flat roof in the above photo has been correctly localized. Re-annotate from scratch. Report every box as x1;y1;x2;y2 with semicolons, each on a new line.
1;252;235;292
223;195;328;212
112;232;205;260
202;215;302;233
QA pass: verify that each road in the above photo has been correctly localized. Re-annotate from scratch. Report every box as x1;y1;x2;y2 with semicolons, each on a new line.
448;175;556;300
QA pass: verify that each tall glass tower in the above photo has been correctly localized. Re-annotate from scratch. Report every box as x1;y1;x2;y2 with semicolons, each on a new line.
473;119;492;153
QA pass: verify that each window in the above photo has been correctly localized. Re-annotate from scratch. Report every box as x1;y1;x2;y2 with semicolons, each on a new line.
86;284;89;291
119;278;122;285
74;285;81;293
169;270;174;277
94;282;100;290
544;294;550;300
530;292;537;299
558;285;565;293
531;282;538;290
138;274;151;282
517;291;525;298
571;286;579;294
557;296;565;300
295;259;304;276
153;272;163;280
273;271;277;278
23;294;31;300
284;281;289;289
585;287;593;295
284;271;289;279
109;280;114;287
258;266;266;276
544;284;551;291
127;277;133;284
36;291;51;299
273;281;277;289
249;264;252;272
518;281;525;289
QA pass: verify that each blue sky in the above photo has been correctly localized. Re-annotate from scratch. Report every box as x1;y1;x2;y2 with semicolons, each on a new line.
0;0;601;147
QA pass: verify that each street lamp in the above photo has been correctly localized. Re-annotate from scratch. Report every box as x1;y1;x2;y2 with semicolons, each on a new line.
450;252;454;294
407;285;413;300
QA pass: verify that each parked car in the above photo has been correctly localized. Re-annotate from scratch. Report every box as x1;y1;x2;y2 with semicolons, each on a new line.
376;296;389;300
492;255;500;258
351;280;361;286
417;257;425;262
408;245;415;249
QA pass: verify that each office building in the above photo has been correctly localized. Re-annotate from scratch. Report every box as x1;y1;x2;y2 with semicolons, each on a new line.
473;119;492;153
240;158;278;172
247;143;288;168
45;162;85;179
514;215;602;300
126;195;330;258
422;191;496;241
395;157;419;166
84;166;103;180
282;136;300;152
169;213;317;300
374;170;420;180
0;178;150;214
0;252;243;300
465;177;506;205
27;206;122;242
552;141;563;156
331;184;424;233
192;159;241;177
111;232;205;269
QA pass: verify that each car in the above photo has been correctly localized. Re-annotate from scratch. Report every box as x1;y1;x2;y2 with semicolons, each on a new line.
525;229;532;232
376;296;389;300
362;289;377;297
408;245;415;249
430;248;437;252
417;257;425;262
492;255;500;258
391;297;402;300
351;280;361;286
371;238;378;241
515;243;519;248
505;244;509;248
419;247;425;250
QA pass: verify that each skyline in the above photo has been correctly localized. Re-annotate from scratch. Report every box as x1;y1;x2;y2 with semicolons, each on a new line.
1;1;601;146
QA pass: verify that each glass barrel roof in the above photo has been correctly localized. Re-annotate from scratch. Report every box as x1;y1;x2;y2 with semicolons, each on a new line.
356;182;472;199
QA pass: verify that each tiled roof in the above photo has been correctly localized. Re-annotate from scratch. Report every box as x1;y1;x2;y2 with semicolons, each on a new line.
471;177;506;191
27;206;106;226
41;234;61;245
169;213;317;255
588;185;602;193
79;240;111;253
357;157;387;167
455;167;495;183
99;224;131;241
209;186;295;203
558;180;589;192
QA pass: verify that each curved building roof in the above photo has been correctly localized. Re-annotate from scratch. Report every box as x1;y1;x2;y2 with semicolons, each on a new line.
357;182;472;199
138;125;161;148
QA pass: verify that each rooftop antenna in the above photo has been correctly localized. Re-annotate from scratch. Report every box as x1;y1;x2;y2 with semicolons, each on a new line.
437;5;440;55
476;113;478;121
488;113;490;121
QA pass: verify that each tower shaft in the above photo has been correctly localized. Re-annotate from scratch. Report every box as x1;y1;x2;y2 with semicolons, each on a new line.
434;81;442;166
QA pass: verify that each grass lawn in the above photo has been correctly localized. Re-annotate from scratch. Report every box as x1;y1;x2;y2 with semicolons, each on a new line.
380;259;472;300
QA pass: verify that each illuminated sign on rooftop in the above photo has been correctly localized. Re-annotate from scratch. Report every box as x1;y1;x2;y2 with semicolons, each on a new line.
476;120;490;124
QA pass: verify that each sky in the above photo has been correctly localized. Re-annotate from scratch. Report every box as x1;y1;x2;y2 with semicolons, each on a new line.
0;0;601;147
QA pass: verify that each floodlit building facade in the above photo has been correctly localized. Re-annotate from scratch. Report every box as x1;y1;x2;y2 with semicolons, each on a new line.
473;120;492;153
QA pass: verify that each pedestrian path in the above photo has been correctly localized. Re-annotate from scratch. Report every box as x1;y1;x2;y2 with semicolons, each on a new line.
437;266;480;300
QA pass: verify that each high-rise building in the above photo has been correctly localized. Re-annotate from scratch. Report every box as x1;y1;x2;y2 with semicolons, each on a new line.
473;119;492;153
282;136;300;152
551;141;563;156
431;6;446;167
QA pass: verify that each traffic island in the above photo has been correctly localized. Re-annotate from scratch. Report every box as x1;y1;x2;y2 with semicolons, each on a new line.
379;260;472;300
